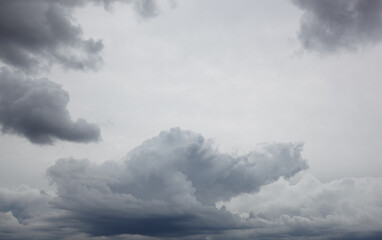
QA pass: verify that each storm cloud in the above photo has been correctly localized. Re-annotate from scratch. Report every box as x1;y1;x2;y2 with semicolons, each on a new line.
292;0;382;52
0;0;160;72
0;68;100;144
46;128;307;237
0;129;381;239
0;128;308;239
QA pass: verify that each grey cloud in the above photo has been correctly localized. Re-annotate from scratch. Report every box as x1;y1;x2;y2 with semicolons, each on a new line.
0;0;103;72
57;0;159;17
132;0;159;18
0;0;161;72
0;68;101;144
0;187;60;240
2;129;381;239
0;186;52;222
45;128;307;237
220;174;382;239
292;0;382;53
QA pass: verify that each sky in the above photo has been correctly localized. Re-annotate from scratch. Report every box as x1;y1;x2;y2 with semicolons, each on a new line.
0;0;381;239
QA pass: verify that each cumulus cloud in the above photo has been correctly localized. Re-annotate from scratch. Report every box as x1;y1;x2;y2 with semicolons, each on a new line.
292;0;382;52
219;173;382;239
45;128;307;237
0;0;161;72
0;68;101;144
0;128;381;239
0;0;103;72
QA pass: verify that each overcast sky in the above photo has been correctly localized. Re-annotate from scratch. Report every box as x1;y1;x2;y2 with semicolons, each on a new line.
0;1;382;239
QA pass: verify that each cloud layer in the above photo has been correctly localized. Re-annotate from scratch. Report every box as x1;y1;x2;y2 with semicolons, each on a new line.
0;128;309;239
0;129;381;239
47;128;307;237
293;0;382;52
220;173;382;239
0;68;100;144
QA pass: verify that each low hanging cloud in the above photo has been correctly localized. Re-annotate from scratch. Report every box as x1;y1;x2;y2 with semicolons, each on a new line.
0;0;160;72
219;173;382;240
0;68;100;144
292;0;382;53
0;186;52;222
0;128;308;239
46;128;307;237
0;128;382;239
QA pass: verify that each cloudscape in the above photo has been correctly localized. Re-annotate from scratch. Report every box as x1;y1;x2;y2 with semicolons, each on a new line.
0;1;382;239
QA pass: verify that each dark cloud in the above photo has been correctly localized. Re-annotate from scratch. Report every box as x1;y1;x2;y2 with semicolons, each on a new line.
292;0;382;52
0;0;160;72
45;128;307;237
0;0;163;143
0;68;100;144
0;0;103;72
0;129;381;239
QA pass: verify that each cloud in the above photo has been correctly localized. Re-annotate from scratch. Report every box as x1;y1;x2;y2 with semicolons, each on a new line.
0;0;161;72
219;173;382;239
0;186;52;222
0;0;103;72
44;128;306;238
292;0;382;53
0;68;101;144
57;0;160;18
0;128;381;239
0;186;58;240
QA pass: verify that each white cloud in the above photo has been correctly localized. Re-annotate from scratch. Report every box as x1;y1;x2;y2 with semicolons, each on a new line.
219;173;382;239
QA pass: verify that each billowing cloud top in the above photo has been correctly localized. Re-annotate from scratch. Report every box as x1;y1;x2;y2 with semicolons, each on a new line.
0;68;101;144
293;0;382;52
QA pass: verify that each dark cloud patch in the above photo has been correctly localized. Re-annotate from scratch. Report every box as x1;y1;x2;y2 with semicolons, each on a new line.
0;0;161;72
46;128;307;237
0;0;103;72
0;68;100;144
292;0;382;53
